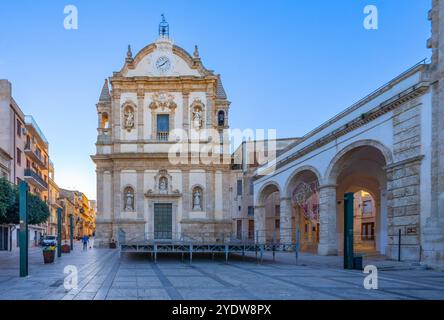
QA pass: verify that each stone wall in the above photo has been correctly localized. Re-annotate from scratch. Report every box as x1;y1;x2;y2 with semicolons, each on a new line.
386;98;423;261
423;0;444;269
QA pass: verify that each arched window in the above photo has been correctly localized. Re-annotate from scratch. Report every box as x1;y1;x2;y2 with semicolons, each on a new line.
123;186;135;212
102;113;110;129
192;186;203;211
218;110;225;126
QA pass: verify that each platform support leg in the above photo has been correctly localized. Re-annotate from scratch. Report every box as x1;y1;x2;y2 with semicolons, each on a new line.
154;244;157;264
260;245;264;264
225;245;229;264
189;245;193;264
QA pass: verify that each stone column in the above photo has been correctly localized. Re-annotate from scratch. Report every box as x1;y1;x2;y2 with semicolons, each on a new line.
137;90;145;142
254;205;266;243
98;112;102;129
182;170;190;220
112;91;121;153
182;92;190;134
113;170;121;222
378;187;388;255
205;170;215;219
280;197;293;244
136;170;144;220
206;93;214;128
318;185;338;256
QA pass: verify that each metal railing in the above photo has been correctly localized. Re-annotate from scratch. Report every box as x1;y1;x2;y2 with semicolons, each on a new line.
24;169;48;189
24;143;47;167
157;131;169;141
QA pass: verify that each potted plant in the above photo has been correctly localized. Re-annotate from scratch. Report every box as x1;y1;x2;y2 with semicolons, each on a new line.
61;241;71;253
42;246;56;264
109;239;117;249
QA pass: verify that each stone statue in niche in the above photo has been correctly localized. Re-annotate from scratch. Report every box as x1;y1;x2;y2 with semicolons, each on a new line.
193;189;202;211
124;107;135;131
124;189;134;212
159;177;168;194
193;108;202;129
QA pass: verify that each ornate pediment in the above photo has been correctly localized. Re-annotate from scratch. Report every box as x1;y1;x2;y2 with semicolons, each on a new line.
144;169;181;197
149;92;177;111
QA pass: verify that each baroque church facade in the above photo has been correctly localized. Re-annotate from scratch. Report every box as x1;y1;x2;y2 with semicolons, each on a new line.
92;18;232;246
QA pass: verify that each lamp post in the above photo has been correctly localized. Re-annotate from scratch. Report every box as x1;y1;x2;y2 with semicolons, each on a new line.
57;208;62;258
19;181;28;277
69;214;73;250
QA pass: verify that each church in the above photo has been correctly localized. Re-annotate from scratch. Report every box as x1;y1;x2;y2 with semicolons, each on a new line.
92;16;233;246
93;3;444;270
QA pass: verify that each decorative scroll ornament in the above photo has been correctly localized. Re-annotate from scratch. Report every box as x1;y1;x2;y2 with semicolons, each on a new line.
292;181;320;221
149;93;177;111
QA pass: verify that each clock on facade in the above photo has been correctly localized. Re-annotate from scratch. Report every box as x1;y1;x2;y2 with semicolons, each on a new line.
155;56;171;73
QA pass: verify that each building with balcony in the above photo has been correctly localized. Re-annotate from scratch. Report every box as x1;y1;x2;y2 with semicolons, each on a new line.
0;80;55;250
59;189;96;240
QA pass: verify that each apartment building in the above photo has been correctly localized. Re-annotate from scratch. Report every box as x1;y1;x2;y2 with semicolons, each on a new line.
0;80;54;250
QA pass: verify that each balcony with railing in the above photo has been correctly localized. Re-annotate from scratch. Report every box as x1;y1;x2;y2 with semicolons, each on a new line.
24;142;47;168
24;115;48;146
24;169;48;190
157;131;169;141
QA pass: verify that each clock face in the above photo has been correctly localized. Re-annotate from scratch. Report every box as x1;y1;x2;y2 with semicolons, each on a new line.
155;56;171;73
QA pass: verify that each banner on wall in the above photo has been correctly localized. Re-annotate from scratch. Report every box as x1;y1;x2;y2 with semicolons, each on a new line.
292;181;320;221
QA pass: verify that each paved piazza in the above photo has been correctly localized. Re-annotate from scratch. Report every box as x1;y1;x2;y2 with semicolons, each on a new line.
0;244;443;300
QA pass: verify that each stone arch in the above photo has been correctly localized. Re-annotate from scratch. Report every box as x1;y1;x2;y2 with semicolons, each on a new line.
254;180;282;243
217;109;226;127
325;139;393;185
284;165;323;199
101;112;110;129
255;181;281;206
324;140;391;256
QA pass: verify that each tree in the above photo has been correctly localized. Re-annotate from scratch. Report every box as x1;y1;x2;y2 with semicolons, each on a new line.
27;192;50;225
0;179;49;225
0;178;15;223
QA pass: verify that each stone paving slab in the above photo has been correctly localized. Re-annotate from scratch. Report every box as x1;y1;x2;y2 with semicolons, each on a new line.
0;246;444;300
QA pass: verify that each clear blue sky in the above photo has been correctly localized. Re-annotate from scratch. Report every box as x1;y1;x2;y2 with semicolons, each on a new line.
0;0;431;199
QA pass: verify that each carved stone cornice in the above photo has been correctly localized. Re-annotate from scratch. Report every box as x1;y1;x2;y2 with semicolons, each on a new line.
384;155;425;171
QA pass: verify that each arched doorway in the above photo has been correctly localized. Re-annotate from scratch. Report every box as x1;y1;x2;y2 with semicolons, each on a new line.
285;169;321;253
255;183;281;243
328;144;389;256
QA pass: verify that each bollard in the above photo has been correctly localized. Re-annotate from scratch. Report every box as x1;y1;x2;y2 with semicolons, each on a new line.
398;229;402;262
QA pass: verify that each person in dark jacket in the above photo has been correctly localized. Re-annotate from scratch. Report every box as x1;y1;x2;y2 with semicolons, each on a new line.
82;235;89;251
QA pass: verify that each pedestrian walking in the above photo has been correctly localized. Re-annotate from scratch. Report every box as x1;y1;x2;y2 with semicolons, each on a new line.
82;234;89;251
89;233;95;249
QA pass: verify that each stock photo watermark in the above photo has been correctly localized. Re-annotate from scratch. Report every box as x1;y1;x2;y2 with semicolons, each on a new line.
64;4;78;30
363;5;378;30
363;265;378;290
63;265;78;291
